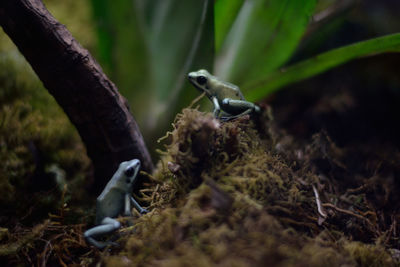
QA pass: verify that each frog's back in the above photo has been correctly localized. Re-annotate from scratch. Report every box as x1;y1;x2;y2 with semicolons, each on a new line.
215;80;245;101
96;188;125;224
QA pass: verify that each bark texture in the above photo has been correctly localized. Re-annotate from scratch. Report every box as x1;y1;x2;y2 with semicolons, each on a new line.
0;0;154;192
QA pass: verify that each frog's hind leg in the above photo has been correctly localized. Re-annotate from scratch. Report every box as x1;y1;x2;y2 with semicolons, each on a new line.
220;109;253;121
220;98;260;121
84;217;121;249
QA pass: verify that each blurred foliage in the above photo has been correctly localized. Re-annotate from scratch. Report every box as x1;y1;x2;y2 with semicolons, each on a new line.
245;33;400;101
90;0;214;141
214;0;316;84
90;0;400;145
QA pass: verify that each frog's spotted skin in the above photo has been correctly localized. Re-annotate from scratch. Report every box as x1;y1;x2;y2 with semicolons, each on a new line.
188;69;260;120
84;159;148;249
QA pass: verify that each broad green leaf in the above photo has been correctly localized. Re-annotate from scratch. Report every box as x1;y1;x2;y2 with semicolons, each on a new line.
134;0;213;102
214;0;316;86
133;0;214;136
90;0;150;115
90;0;214;139
215;0;244;52
244;33;400;102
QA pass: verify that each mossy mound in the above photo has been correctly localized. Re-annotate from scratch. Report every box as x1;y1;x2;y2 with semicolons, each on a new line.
104;108;397;266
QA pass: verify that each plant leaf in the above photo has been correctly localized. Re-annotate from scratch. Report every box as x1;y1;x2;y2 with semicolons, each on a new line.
214;0;244;53
133;0;214;134
214;0;316;85
244;33;400;101
90;0;214;137
90;0;150;113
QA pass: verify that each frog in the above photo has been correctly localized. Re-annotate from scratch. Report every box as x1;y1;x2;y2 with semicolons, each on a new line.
188;69;260;120
84;159;148;249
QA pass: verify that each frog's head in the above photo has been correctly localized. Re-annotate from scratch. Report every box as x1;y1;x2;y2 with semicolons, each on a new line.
188;69;212;96
119;159;141;189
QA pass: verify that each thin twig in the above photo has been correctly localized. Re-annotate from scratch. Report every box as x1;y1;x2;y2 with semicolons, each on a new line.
312;185;327;218
39;239;53;267
322;203;374;227
384;217;396;246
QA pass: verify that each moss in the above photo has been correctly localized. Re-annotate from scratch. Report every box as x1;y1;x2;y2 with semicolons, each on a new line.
343;241;395;267
0;99;90;223
0;220;49;257
0;0;96;264
0;97;91;261
0;102;395;266
0;100;398;265
0;4;91;228
100;107;400;266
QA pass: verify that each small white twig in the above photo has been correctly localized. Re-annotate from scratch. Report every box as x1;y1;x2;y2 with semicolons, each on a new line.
312;185;327;218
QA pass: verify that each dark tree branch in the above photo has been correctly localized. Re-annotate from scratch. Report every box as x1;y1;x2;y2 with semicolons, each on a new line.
0;0;154;192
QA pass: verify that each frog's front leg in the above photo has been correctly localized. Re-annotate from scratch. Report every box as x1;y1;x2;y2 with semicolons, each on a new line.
221;98;260;120
212;96;221;118
130;196;149;214
125;193;148;216
84;217;121;249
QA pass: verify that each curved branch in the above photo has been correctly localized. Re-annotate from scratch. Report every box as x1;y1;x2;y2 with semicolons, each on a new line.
0;0;154;192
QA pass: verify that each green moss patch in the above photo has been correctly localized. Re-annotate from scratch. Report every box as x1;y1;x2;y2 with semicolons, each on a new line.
100;108;398;266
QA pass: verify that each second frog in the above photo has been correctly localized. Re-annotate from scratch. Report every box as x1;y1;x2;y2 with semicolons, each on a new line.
188;69;260;121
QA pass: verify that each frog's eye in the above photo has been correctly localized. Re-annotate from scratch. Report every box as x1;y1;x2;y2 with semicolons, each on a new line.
196;76;207;85
124;167;135;177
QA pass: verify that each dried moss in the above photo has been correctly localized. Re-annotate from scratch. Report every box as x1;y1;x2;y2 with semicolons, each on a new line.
0;100;89;212
1;99;397;265
1;102;394;266
0;1;97;265
0;3;93;227
0;15;92;265
98;108;398;266
0;58;90;223
343;241;395;267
